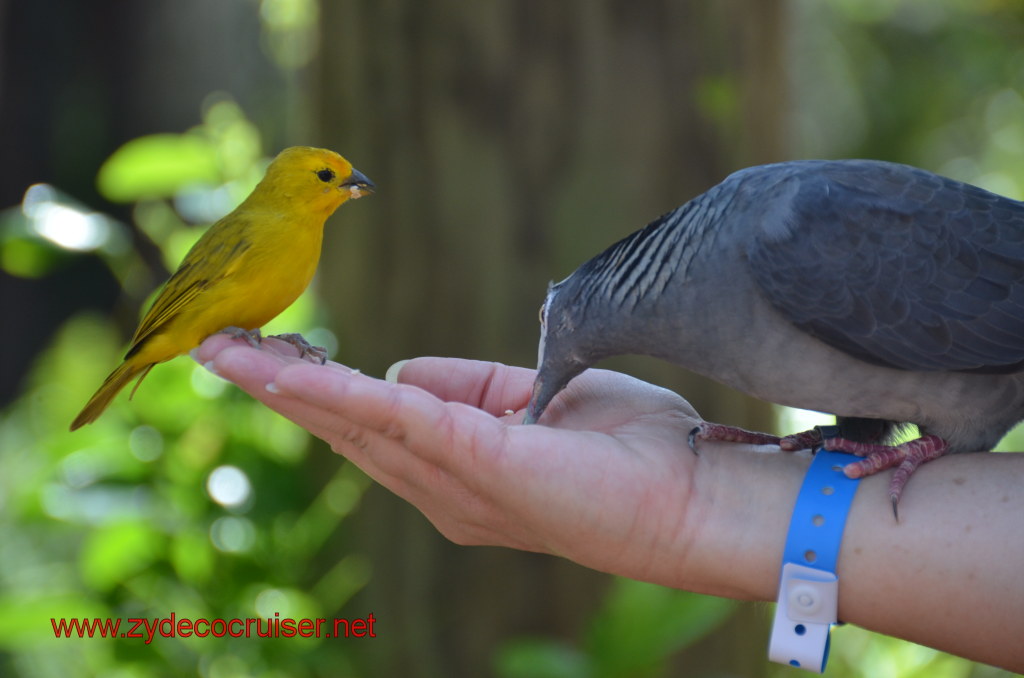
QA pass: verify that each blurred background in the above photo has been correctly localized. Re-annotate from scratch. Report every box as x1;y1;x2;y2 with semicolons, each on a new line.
1;0;1022;676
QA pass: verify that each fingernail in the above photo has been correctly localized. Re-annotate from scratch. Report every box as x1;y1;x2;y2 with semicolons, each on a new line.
189;347;201;363
385;360;408;384
203;361;220;376
266;382;280;394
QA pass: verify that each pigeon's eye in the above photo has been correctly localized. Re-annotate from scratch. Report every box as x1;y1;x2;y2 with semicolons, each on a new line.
316;168;336;183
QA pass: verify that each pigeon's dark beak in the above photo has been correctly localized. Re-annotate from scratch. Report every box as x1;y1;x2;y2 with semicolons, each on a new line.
523;363;582;425
522;377;549;425
342;168;375;198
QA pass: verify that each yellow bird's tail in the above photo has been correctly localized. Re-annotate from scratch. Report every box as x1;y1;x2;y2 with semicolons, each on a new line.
70;360;154;431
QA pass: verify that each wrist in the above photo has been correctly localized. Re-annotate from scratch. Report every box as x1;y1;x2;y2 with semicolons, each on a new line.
680;442;810;600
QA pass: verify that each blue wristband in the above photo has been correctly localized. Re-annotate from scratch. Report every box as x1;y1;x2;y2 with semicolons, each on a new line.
768;428;862;673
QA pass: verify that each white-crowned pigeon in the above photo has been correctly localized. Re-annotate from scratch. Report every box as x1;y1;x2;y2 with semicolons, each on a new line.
524;159;1024;513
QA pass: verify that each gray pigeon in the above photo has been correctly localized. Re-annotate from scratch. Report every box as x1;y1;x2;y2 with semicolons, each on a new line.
523;159;1024;508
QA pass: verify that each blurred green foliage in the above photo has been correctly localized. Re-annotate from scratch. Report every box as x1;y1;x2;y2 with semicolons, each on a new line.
2;1;1023;677
0;101;371;678
784;0;1024;459
0;183;127;280
495;580;737;678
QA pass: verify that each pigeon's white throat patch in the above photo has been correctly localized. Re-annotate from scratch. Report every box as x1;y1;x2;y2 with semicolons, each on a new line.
536;286;558;371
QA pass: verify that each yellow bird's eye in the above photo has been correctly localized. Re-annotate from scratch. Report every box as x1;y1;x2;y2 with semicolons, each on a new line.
316;168;336;183
538;303;545;325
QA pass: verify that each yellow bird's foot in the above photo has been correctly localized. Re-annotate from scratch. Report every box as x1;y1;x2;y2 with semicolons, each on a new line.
219;326;262;347
269;332;328;364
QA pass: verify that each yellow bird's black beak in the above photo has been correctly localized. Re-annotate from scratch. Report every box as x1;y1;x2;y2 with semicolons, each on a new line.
342;168;375;198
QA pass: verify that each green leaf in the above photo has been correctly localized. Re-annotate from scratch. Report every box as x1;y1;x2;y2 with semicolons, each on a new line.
0;235;62;278
79;520;165;591
587;579;737;678
494;638;592;678
170;528;215;585
97;134;220;202
0;592;108;649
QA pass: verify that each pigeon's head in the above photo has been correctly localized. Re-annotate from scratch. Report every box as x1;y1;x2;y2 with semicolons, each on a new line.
523;277;596;425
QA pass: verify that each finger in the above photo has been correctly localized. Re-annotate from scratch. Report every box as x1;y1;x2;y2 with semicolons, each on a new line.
207;346;363;441
206;343;293;385
194;332;356;371
204;344;345;435
259;338;362;373
207;346;443;496
193;332;312;365
271;362;511;473
193;333;253;364
205;348;558;541
389;357;537;416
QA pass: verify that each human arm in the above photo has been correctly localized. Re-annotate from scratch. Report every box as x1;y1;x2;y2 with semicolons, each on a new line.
195;335;1024;671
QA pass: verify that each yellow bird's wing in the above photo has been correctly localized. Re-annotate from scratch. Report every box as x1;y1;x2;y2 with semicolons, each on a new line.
126;218;254;356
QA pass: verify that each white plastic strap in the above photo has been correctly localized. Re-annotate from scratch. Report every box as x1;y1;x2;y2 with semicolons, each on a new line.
768;563;839;672
767;442;861;672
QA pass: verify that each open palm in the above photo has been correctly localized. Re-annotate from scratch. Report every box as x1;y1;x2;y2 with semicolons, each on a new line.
196;335;704;585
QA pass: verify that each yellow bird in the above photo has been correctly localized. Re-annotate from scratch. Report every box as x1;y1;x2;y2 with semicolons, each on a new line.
70;146;374;431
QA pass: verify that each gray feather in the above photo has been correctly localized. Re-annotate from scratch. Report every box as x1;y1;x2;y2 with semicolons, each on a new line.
745;160;1024;373
526;159;1024;453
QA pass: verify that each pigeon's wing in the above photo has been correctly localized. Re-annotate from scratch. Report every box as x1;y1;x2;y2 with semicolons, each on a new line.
745;160;1024;373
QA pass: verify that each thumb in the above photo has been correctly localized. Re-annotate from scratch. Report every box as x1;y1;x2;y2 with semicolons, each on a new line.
385;357;535;416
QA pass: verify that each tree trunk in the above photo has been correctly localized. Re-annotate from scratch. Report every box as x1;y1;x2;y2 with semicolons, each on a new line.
315;1;787;675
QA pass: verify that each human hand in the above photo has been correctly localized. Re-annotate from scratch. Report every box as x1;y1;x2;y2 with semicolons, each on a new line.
195;334;1024;669
193;334;782;597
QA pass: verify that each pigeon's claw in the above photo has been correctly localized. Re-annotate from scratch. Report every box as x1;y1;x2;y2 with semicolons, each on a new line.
689;422;784;453
691;422;828;452
687;427;701;455
779;428;824;451
823;434;949;517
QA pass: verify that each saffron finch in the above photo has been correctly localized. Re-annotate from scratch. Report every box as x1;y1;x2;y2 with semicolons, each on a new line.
70;146;373;430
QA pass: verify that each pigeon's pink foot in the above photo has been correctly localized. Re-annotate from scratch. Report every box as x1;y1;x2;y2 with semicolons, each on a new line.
823;434;949;518
688;422;782;452
688;422;824;453
778;428;824;451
